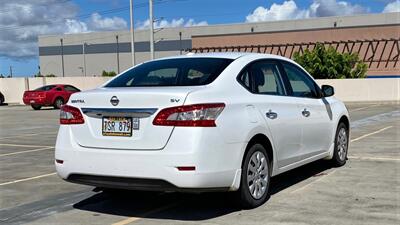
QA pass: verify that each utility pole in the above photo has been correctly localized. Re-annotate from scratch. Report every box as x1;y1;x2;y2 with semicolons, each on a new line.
149;0;155;60
60;38;65;77
82;42;87;77
116;35;120;73
129;0;135;66
9;66;12;77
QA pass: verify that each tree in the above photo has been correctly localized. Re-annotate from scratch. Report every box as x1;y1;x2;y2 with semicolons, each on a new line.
101;70;117;77
293;43;367;79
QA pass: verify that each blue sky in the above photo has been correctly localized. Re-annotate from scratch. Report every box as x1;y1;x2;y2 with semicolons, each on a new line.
0;0;398;77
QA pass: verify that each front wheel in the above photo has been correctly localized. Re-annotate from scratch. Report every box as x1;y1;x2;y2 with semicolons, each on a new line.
331;123;349;167
236;143;271;209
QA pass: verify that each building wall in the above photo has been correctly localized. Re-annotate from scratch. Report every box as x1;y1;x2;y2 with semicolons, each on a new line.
38;12;400;77
191;25;400;76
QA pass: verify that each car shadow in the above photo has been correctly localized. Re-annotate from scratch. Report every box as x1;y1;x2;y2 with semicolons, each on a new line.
73;160;333;221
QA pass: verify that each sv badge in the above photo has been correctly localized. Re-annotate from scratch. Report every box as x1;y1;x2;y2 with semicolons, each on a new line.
170;98;180;103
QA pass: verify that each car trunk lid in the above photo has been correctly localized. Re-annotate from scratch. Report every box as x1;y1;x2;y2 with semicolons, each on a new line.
68;86;202;150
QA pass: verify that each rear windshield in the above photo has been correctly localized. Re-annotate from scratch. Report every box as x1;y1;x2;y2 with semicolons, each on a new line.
105;58;233;87
35;85;56;91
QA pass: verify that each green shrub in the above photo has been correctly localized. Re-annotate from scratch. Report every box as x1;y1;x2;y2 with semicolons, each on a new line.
293;43;367;79
101;70;117;77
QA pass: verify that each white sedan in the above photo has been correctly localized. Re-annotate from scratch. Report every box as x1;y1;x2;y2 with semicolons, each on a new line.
55;53;350;208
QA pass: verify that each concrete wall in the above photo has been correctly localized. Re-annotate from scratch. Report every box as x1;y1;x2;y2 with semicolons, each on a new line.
0;77;398;105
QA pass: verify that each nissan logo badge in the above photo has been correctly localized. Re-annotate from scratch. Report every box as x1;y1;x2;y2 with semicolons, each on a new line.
110;96;119;106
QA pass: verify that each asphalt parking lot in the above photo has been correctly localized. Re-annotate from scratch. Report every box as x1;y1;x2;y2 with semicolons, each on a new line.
0;103;399;225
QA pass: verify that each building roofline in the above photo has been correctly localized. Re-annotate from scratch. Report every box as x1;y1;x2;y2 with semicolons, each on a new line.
39;12;399;39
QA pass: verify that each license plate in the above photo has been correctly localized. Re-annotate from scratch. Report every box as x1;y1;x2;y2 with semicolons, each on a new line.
102;117;138;137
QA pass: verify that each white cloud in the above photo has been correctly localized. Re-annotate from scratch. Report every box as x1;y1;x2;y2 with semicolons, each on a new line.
383;1;400;13
246;0;368;22
0;0;127;59
87;13;127;31
246;1;309;22
136;18;208;30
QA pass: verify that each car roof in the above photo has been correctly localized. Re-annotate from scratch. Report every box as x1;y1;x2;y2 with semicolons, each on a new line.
155;52;291;61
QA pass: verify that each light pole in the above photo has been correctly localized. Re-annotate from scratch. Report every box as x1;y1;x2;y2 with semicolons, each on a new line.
60;38;65;77
82;43;87;77
129;0;135;66
149;0;154;60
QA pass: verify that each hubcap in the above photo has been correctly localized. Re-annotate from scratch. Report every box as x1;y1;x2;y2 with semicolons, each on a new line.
337;128;348;161
247;151;269;200
57;99;63;107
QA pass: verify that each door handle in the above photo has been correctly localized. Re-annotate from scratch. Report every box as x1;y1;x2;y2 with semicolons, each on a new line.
302;108;311;117
266;110;278;119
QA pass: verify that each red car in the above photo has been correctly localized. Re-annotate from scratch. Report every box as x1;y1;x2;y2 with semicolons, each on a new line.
23;84;80;110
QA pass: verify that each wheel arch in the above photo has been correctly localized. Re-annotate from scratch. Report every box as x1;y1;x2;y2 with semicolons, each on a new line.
53;95;65;104
338;115;350;130
242;133;274;172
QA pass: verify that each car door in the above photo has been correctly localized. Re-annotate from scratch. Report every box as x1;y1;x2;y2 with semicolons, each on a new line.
281;61;334;158
239;60;303;168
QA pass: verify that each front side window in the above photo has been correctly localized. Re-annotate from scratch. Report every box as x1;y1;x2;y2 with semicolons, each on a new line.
282;62;319;98
106;58;233;87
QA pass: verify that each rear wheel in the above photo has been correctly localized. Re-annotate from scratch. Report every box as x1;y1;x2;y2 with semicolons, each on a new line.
331;123;349;167
54;97;64;109
236;143;271;209
31;105;41;110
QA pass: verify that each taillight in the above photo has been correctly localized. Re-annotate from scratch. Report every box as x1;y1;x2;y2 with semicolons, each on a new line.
153;103;225;127
60;105;84;124
37;92;46;98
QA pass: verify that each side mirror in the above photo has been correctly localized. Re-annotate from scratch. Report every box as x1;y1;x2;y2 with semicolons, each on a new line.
321;85;334;97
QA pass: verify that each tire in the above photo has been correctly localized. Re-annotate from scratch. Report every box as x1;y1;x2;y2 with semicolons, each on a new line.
331;122;349;167
53;97;64;109
31;105;41;110
236;143;271;209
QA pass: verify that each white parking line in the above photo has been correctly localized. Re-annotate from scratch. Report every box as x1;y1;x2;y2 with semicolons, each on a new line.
0;147;54;157
349;104;379;112
0;132;57;140
0;143;54;148
111;202;179;225
351;126;393;142
290;170;337;194
348;156;400;162
0;173;57;186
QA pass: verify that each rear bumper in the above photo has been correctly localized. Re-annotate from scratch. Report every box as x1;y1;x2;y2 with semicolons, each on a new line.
23;97;46;105
55;126;245;191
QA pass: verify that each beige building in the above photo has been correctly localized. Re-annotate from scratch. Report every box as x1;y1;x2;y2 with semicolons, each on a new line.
38;12;399;77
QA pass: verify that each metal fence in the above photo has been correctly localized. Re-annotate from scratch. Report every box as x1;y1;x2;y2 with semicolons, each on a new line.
185;38;400;69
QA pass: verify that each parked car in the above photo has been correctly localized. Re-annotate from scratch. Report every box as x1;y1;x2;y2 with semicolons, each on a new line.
55;53;349;208
23;84;80;110
0;91;4;105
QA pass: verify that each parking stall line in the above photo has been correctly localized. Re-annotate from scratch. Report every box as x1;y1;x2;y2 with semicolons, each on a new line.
350;126;393;142
0;132;57;140
111;202;179;225
290;170;337;194
0;143;54;148
0;172;57;186
349;104;379;112
0;147;54;157
348;156;400;162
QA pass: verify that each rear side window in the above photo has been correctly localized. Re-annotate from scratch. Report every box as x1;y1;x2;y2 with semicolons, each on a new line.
35;85;56;91
64;85;80;92
238;60;285;96
106;58;233;87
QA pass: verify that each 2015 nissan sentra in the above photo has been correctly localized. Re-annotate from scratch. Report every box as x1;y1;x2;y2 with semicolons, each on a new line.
55;53;350;208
